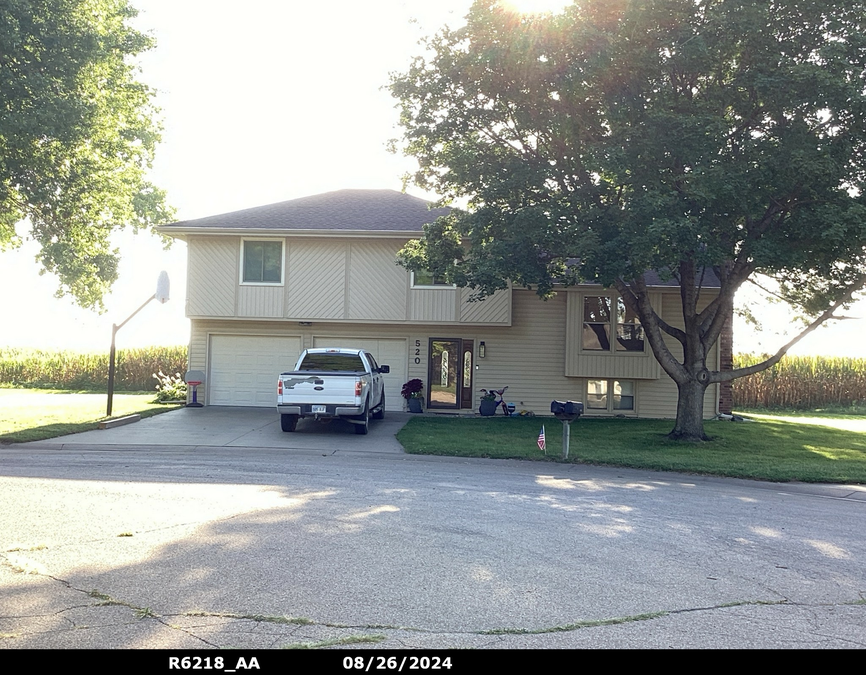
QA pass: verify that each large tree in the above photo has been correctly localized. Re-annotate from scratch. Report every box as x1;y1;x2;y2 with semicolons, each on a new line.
1;0;173;310
390;0;866;440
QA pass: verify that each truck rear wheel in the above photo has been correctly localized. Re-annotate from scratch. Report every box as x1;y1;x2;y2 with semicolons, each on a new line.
281;414;298;432
354;406;369;434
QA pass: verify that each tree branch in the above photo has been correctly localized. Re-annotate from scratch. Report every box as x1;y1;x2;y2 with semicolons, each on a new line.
616;276;688;383
711;274;866;383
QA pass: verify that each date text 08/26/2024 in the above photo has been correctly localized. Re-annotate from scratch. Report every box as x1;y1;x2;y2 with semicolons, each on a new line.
167;656;455;672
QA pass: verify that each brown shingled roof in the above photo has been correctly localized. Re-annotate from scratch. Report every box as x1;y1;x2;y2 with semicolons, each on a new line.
160;189;450;232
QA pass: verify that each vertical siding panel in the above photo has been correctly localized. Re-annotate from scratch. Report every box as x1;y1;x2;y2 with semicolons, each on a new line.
347;241;407;320
187;238;237;316
237;286;283;317
286;240;347;319
409;289;456;322
459;287;511;324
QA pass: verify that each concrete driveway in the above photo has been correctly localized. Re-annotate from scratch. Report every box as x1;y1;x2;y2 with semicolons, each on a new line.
31;406;411;454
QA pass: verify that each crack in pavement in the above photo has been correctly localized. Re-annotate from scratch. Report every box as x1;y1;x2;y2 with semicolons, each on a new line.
3;564;864;648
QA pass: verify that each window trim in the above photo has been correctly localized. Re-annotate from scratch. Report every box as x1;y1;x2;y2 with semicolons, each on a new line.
239;238;285;286
411;269;455;289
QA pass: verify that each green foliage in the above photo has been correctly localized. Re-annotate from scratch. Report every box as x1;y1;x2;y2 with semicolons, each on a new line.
396;416;866;484
0;0;174;310
733;354;866;410
0;389;180;443
152;370;187;402
390;0;866;439
0;345;187;391
392;0;866;302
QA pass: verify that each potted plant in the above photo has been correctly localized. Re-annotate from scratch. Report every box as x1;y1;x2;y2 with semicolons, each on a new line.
401;378;424;413
479;389;497;416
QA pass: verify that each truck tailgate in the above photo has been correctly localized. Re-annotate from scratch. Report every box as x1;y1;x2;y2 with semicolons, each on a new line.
279;372;360;406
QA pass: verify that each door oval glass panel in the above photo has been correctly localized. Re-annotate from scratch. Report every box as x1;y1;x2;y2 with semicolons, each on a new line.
429;340;459;407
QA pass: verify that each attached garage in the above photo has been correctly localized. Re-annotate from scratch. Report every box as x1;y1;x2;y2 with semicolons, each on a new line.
208;335;302;406
313;336;407;411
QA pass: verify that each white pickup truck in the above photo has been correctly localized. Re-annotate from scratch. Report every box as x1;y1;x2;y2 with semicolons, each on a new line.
276;348;389;434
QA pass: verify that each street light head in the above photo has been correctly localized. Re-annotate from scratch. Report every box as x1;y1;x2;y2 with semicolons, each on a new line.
155;271;170;304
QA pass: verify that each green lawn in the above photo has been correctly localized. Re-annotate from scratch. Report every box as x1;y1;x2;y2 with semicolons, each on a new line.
0;389;182;443
396;414;866;484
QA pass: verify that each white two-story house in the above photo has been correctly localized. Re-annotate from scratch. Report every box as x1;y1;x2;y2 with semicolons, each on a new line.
159;189;724;417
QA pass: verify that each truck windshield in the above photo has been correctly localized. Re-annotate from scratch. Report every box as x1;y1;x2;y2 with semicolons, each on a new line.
299;354;365;372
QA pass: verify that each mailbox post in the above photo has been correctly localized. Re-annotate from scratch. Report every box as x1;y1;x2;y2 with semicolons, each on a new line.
550;400;584;459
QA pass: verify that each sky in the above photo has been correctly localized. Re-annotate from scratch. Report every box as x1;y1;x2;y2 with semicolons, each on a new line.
1;0;864;357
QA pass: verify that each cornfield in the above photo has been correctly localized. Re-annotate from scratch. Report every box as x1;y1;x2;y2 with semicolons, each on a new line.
0;346;188;392
732;353;866;409
2;346;864;409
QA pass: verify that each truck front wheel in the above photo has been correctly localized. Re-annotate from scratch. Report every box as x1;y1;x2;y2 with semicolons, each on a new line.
281;414;299;432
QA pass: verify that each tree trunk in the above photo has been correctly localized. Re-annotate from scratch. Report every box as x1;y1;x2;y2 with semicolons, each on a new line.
669;378;710;441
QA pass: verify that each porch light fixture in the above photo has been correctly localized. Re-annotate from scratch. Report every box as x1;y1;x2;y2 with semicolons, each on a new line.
479;341;486;358
106;271;170;417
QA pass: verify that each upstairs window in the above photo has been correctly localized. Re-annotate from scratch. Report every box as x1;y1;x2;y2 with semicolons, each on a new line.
242;240;283;284
582;296;611;350
615;298;645;352
412;269;453;288
582;295;645;353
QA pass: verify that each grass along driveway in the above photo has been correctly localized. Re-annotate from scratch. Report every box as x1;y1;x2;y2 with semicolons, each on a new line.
395;415;866;484
0;389;182;443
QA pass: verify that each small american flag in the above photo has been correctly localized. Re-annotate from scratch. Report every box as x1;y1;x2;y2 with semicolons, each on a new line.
537;426;546;453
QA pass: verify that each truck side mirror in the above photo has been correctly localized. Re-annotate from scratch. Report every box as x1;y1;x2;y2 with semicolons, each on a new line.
379;365;390;374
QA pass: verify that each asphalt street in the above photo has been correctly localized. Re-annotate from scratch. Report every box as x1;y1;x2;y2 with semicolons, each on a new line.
1;408;864;650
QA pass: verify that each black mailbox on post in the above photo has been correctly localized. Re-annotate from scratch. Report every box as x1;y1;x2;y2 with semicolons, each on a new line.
551;400;583;421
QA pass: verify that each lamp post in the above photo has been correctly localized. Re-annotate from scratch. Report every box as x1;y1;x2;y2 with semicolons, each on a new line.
106;271;170;417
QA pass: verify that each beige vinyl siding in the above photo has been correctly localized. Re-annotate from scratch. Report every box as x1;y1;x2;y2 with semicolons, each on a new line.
564;291;660;379
188;296;570;412
410;288;456;322
460;287;511;324
187;237;237;316
186;236;512;326
462;291;577;411
347;241;407;321
187;290;718;417
238;285;284;317
286;240;347;319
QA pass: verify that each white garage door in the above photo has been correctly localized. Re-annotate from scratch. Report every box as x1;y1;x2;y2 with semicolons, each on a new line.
313;337;407;411
209;335;302;406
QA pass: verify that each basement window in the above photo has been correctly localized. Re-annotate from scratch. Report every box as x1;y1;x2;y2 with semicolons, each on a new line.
587;380;635;412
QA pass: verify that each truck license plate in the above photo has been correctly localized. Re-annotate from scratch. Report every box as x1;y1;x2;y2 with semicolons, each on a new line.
312;405;326;414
